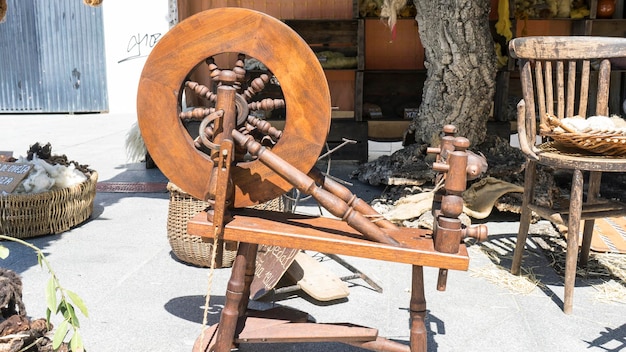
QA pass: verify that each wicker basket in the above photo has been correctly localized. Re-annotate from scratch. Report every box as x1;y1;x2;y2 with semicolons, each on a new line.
167;183;238;268
543;114;626;156
0;171;98;238
167;183;285;268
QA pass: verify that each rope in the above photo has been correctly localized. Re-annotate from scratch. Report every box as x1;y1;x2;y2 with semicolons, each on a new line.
199;224;221;347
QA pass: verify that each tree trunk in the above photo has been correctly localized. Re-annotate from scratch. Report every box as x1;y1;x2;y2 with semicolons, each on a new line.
408;0;497;147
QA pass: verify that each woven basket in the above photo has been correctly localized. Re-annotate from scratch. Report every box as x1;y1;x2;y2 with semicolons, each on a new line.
543;114;626;156
167;183;285;268
167;183;237;268
0;171;98;238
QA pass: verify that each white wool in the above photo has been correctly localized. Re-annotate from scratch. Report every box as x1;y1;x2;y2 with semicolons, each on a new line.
612;116;626;128
561;116;589;132
12;155;86;194
125;122;147;163
53;163;87;189
13;157;55;194
585;115;615;132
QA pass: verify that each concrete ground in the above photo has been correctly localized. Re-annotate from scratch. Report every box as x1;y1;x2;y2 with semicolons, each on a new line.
1;113;625;352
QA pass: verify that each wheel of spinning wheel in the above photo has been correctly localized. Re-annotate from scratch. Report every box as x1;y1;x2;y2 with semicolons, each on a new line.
137;7;331;207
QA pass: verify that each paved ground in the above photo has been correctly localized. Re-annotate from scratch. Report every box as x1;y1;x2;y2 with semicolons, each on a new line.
1;113;625;352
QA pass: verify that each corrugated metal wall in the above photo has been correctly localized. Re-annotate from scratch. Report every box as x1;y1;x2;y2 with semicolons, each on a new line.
0;0;108;113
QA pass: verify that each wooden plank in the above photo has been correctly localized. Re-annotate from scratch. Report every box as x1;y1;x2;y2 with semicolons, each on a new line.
236;318;378;343
0;162;33;194
286;252;350;301
187;209;470;270
250;245;299;300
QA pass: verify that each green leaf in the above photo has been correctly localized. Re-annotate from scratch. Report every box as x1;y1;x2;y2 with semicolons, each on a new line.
52;319;69;350
0;245;9;259
58;302;68;319
46;278;57;313
45;308;52;328
64;302;80;327
70;330;84;352
66;290;89;318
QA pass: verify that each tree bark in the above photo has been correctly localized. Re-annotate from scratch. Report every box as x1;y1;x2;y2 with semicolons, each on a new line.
408;0;497;147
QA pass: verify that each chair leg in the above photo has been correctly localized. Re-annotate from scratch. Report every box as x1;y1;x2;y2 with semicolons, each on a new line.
511;160;537;275
580;171;601;267
564;169;584;314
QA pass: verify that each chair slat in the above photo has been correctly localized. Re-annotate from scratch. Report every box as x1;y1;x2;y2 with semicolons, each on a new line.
556;61;565;119
566;61;576;117
596;59;611;116
578;60;590;117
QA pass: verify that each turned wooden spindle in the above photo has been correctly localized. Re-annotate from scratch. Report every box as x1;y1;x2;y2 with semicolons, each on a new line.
232;129;402;247
308;167;398;230
179;107;215;121
186;81;217;102
246;115;282;141
429;131;488;291
243;74;269;101
248;98;285;111
206;57;221;81
233;53;247;83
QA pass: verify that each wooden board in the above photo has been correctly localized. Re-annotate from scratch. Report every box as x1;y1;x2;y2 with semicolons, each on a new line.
0;162;33;194
187;208;469;270
286;252;349;301
250;245;299;300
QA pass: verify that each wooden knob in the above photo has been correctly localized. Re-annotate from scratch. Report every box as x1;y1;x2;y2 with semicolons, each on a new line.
218;70;237;84
453;137;470;151
441;194;463;218
463;224;488;242
426;147;441;155
442;125;457;135
432;162;449;173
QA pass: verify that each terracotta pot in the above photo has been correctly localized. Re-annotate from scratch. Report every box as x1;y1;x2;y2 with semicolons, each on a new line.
597;0;616;19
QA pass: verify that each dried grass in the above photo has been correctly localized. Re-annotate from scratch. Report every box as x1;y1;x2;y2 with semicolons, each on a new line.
470;263;543;295
591;280;626;305
468;229;626;302
468;245;544;295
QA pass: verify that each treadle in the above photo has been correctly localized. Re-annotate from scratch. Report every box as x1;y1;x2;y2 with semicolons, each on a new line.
187;208;470;270
235;318;379;343
193;307;379;349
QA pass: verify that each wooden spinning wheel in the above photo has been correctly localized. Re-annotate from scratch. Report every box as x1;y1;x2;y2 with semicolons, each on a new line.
137;7;331;207
137;7;489;352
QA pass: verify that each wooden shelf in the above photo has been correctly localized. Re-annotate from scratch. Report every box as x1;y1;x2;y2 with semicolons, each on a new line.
364;18;424;70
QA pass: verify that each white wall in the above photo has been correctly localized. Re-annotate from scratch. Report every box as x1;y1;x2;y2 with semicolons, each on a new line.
102;0;172;114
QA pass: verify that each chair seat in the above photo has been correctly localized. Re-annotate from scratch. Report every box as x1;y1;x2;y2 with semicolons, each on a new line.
536;142;626;172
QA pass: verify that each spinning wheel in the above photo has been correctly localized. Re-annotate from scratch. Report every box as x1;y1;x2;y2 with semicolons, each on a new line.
137;7;331;207
137;7;488;352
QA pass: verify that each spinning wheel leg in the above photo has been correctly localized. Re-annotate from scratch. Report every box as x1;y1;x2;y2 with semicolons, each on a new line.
207;243;258;352
410;266;427;352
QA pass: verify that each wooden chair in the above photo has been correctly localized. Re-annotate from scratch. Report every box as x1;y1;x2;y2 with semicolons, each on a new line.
509;36;626;314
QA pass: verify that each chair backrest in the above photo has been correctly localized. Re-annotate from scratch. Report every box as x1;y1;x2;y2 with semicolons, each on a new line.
509;36;626;142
